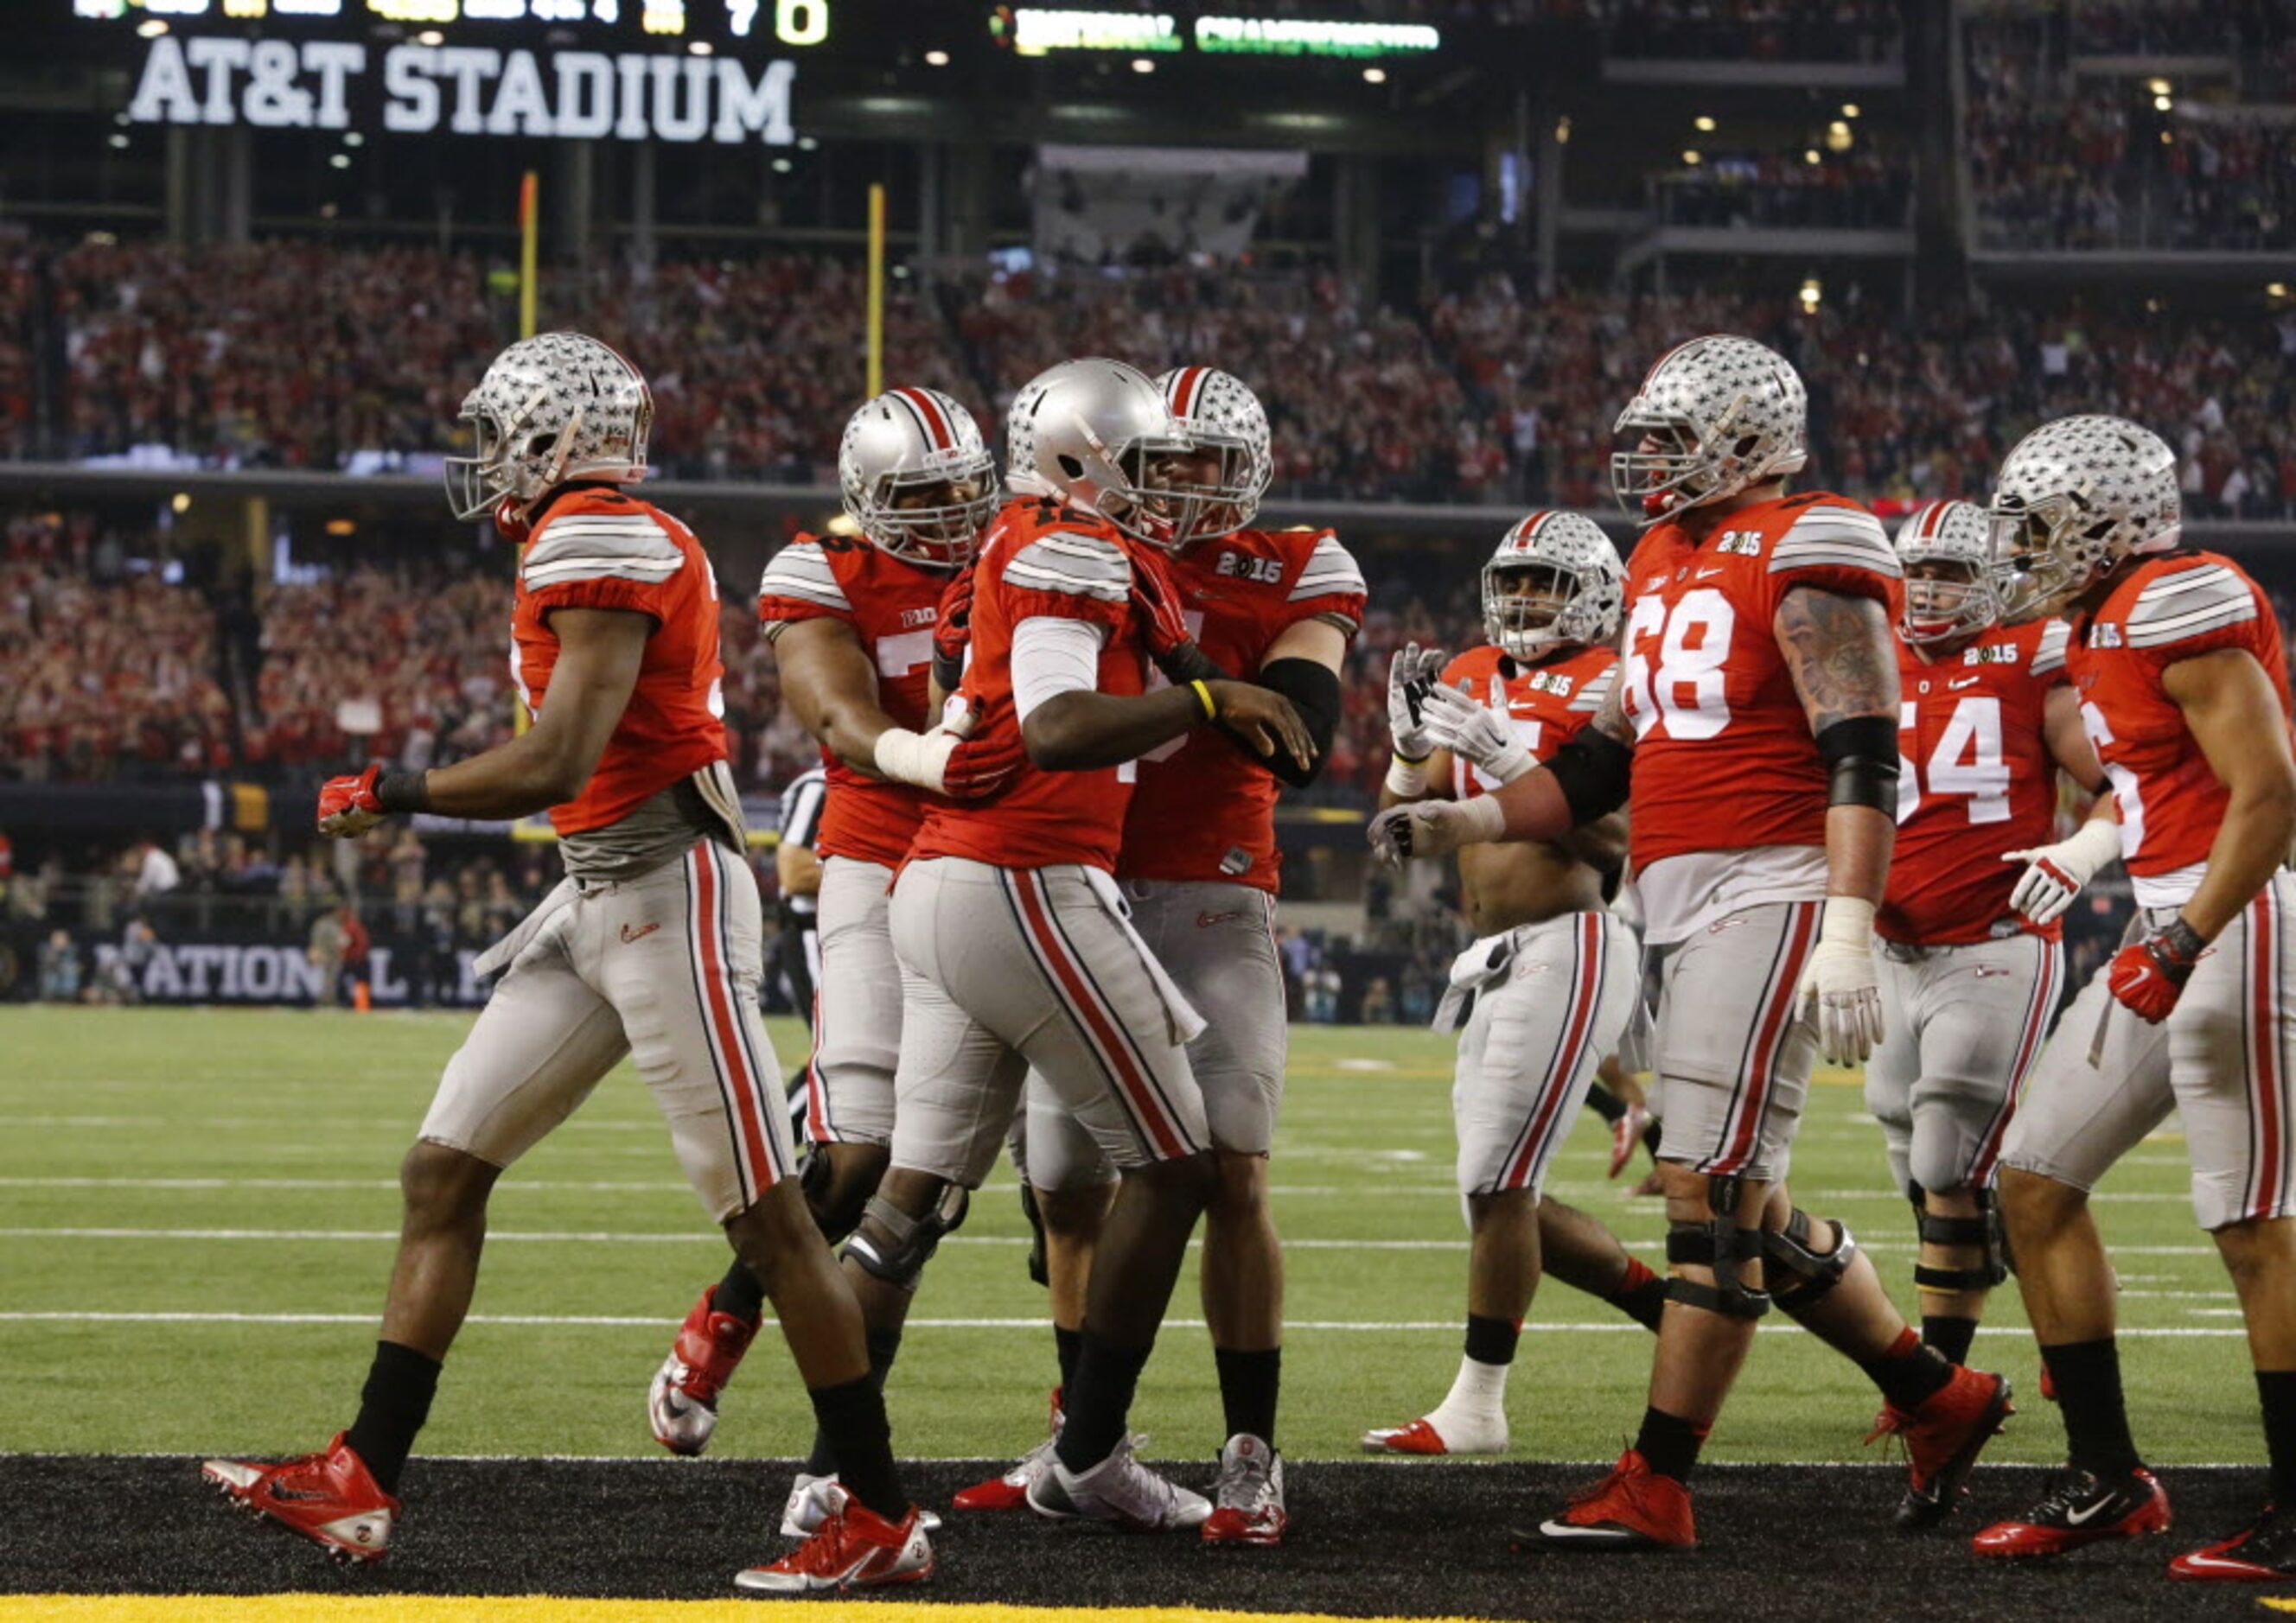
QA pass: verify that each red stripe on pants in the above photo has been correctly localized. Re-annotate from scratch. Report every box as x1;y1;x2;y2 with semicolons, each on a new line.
1012;873;1188;1162
2252;892;2284;1219
1503;915;1601;1190
693;847;776;1192
1720;901;1819;1173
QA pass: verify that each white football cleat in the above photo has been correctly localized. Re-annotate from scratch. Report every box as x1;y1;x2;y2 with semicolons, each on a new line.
1027;1434;1211;1532
1359;1411;1508;1455
781;1473;939;1538
1202;1432;1286;1546
647;1286;758;1456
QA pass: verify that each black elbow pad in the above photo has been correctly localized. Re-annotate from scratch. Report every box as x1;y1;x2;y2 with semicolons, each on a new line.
1245;658;1343;788
1817;715;1901;812
1547;729;1634;824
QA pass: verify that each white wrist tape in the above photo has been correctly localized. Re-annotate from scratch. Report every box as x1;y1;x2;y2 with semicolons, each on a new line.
871;727;954;795
1456;792;1508;846
1817;894;1877;948
2060;813;2123;876
1385;754;1428;798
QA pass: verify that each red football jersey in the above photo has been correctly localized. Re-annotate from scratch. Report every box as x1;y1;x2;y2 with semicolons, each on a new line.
756;532;946;869
909;497;1150;874
1618;491;1900;870
1120;527;1366;890
1440;642;1620;799
1879;620;2070;945
511;487;729;837
2068;551;2293;903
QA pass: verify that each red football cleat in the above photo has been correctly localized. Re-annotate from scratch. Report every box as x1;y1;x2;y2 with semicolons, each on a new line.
735;1501;934;1594
951;1386;1062;1512
1868;1365;2013;1530
1609;1103;1652;1180
647;1284;758;1456
201;1433;399;1565
2168;1501;2296;1581
1972;1467;2171;1557
1521;1448;1696;1552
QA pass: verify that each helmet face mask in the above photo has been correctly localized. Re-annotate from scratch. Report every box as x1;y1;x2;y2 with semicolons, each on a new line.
839;387;999;569
443;334;652;523
1610;335;1808;528
1481;511;1624;662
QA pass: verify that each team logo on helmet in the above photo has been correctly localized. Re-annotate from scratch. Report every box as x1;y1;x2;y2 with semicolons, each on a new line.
1004;359;1193;546
1894;500;1998;647
1610;334;1808;528
1482;511;1625;661
443;332;652;522
1985;414;2182;625
1146;366;1273;549
838;386;998;570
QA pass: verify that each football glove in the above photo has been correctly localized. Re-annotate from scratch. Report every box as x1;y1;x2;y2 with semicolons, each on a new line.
1129;545;1221;684
1366;795;1504;868
317;765;386;838
1798;896;1885;1065
2004;814;2121;926
1422;682;1533;785
1386;642;1445;763
2108;915;2203;1023
930;564;976;693
871;703;1021;802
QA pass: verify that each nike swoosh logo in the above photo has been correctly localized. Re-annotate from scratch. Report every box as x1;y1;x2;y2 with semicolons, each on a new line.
2062;1498;2117;1525
1536;1518;1628;1540
1949;677;1982;690
621;922;661;944
1693;567;1725;580
1197;911;1247;927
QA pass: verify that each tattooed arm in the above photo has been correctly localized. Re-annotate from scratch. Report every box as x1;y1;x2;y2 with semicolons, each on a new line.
1776;584;1897;907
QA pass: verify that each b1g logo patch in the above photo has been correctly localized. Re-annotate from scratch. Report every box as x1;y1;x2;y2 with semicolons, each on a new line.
1216;552;1285;585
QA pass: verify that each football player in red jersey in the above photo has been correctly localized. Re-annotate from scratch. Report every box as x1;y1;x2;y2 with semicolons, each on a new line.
1969;417;2296;1578
1373;335;2011;1551
1866;500;2105;1527
842;358;1311;1533
201;335;933;1594
951;367;1362;1543
641;388;1014;1533
1357;512;1674;1460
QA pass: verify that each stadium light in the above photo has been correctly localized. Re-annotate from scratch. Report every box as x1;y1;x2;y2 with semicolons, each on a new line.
1362;67;1387;84
2159;130;2174;144
798;135;819;150
343;132;365;147
137;18;167;37
329;153;350;169
1803;148;1821;165
2153;93;2172;111
1681;150;1701;166
2146;77;2172;96
1131;56;1156;73
2268;282;2290;299
108;133;129;150
1840;102;1860;118
1554;116;1570;144
1799;277;1822;311
170;493;191;516
1693;115;1716;132
772;156;794;173
416;29;443;45
924;49;949;66
689;40;714;54
1826;121;1853;152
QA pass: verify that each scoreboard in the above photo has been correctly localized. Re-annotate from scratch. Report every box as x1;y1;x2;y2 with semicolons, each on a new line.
73;1;833;48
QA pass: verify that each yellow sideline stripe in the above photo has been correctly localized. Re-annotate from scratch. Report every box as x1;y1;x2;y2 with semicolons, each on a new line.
0;1601;1500;1623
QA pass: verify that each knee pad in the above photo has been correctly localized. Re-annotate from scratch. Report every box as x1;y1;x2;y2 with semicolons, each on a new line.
1763;1206;1859;1314
1663;1211;1770;1321
841;1186;966;1293
1912;1187;2008;1292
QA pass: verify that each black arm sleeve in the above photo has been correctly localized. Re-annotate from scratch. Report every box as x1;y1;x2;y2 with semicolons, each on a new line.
1234;657;1343;789
1546;728;1634;824
1815;715;1900;812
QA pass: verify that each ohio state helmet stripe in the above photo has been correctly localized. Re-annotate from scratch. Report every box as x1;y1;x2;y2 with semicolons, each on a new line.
891;387;953;451
1169;366;1207;420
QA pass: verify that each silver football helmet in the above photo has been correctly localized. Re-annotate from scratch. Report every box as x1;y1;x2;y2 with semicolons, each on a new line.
1004;358;1192;545
1986;414;2182;625
1482;511;1625;661
1894;500;1998;647
1147;366;1273;548
444;332;652;521
838;386;998;570
1611;334;1808;528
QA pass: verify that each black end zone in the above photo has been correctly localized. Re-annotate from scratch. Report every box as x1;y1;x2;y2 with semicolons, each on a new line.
0;1455;2282;1620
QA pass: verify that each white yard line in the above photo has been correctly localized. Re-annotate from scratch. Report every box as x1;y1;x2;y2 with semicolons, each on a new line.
0;1310;2255;1338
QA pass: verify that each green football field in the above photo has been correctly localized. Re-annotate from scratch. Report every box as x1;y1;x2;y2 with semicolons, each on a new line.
0;1006;2261;1469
